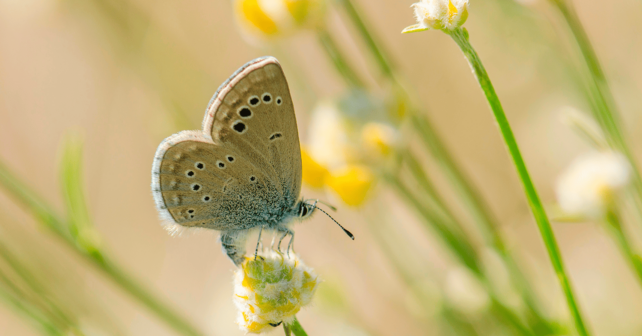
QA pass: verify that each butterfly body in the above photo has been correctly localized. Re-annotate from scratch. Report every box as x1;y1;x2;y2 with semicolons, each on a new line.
151;57;313;266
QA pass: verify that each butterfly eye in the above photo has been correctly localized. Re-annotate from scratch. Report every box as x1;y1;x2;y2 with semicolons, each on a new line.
195;162;205;170
300;205;308;217
261;93;272;104
248;95;260;107
275;97;283;105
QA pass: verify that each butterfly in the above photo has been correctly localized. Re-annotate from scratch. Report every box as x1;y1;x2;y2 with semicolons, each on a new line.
151;57;352;266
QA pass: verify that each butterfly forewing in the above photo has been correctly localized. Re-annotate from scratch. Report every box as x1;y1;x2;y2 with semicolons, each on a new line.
204;58;302;210
152;57;302;235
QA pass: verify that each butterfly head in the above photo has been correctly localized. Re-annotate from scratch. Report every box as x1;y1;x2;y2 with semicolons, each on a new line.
298;199;355;240
297;200;317;220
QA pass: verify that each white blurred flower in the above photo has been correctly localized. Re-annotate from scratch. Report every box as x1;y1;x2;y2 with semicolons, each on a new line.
444;267;489;314
403;0;469;33
556;151;631;219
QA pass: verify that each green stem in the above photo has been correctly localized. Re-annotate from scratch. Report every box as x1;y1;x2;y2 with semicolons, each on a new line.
289;317;308;336
334;0;394;79
0;159;205;336
447;27;590;336
333;3;556;332
283;323;292;336
316;28;365;89
336;0;506;254
386;173;482;275
550;0;642;225
605;209;642;287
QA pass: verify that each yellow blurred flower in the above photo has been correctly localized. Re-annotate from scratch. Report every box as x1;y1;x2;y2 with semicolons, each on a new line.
300;102;395;206
234;251;320;333
301;147;329;189
326;165;375;206
361;122;398;158
402;0;469;33
235;0;326;39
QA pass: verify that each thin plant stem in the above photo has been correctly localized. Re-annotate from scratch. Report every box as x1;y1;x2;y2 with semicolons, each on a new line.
0;241;81;334
0;275;65;336
316;28;365;89
289;317;308;336
335;0;503;249
447;27;590;336
386;173;482;275
605;208;642;287
0;157;205;336
550;0;642;224
283;323;292;336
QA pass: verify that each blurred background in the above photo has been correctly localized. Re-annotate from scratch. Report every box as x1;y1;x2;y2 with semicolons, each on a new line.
1;0;642;335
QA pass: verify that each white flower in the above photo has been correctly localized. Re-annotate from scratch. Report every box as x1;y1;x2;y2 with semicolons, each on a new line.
233;251;320;333
444;267;489;314
556;151;631;219
403;0;469;33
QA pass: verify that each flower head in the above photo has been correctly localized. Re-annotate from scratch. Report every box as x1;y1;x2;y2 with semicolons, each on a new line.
234;251;320;333
402;0;469;33
556;151;631;219
235;0;326;40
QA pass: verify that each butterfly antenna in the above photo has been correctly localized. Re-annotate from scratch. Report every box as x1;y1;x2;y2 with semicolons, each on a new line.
311;205;354;240
304;199;337;212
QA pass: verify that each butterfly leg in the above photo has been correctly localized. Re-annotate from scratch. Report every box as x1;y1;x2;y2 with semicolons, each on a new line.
276;228;293;254
220;230;248;267
286;231;295;258
254;226;264;261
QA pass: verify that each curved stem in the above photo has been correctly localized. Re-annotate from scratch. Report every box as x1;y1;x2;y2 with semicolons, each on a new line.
447;27;591;336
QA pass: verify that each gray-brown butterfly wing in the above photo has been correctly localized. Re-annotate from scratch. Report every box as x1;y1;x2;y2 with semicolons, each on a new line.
151;57;302;237
203;57;302;208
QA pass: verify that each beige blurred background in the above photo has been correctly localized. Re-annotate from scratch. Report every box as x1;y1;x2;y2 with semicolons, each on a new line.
1;0;642;335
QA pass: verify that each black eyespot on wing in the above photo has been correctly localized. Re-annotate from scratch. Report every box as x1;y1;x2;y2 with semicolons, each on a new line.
249;96;260;106
226;155;235;162
275;97;282;105
218;162;225;168
195;162;205;170
189;214;194;219
188;209;194;213
191;184;201;191
238;107;252;118
186;170;195;177
233;121;246;133
269;132;283;141
262;93;272;103
203;195;211;202
249;175;256;182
